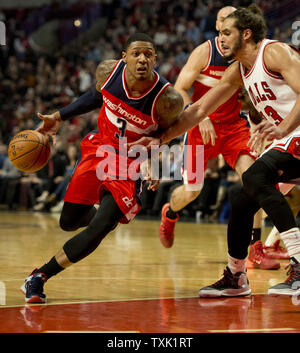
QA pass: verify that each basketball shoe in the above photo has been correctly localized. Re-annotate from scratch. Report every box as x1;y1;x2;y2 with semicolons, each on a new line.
263;240;289;259
268;258;300;295
246;241;280;270
20;270;47;303
198;267;251;298
159;203;179;248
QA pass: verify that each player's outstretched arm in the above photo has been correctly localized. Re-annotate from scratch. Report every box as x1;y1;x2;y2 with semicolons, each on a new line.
128;62;242;149
158;61;243;145
36;60;117;144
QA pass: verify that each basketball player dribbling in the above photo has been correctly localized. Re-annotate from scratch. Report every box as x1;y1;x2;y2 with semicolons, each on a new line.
20;33;184;303
130;5;300;297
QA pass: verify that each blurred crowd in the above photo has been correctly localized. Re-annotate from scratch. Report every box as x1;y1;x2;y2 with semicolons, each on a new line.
0;0;299;221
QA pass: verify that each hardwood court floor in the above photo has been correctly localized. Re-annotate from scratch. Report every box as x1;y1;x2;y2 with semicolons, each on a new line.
0;211;299;333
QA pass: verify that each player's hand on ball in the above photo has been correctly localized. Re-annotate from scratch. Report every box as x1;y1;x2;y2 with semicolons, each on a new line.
36;112;61;146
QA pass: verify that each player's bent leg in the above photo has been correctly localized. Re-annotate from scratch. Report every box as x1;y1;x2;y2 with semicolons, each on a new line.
263;184;298;259
62;191;123;263
234;154;279;269
59;202;97;231
21;191;123;303
242;160;297;234
159;184;201;248
169;184;201;213
242;157;300;295
263;186;299;259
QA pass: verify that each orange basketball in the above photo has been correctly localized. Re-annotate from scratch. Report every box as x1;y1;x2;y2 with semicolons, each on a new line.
8;130;50;172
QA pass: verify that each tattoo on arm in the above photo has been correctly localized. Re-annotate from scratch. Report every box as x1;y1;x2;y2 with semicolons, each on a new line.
96;60;118;90
156;86;184;129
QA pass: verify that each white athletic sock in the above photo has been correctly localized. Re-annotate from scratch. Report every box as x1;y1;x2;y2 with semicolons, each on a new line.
280;228;300;263
228;254;247;274
264;226;280;247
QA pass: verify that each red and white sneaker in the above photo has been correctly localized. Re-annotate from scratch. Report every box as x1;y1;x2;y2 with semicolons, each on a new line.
263;240;289;259
246;241;280;270
159;203;179;248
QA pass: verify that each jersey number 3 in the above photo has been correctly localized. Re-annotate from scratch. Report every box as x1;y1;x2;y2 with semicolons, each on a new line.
260;105;283;126
115;118;127;139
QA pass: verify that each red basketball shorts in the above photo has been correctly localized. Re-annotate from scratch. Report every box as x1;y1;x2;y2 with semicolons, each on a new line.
64;131;143;224
183;117;257;189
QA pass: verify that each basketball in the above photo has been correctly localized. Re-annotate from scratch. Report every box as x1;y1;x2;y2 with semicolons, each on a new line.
8;130;50;172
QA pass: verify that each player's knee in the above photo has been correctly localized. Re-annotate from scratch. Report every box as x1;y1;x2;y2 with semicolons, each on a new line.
242;164;264;199
86;219;116;237
59;216;79;232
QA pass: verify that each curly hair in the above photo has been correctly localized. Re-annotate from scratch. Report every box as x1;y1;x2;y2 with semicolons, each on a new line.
227;4;267;43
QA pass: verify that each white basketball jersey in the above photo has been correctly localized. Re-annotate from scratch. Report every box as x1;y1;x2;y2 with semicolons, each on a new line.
240;39;300;156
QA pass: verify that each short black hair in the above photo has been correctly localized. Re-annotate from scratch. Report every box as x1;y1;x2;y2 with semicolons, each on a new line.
227;4;267;43
124;33;156;51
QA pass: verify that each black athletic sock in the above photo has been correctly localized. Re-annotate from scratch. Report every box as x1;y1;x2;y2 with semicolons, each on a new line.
166;206;178;219
250;228;261;244
35;256;64;280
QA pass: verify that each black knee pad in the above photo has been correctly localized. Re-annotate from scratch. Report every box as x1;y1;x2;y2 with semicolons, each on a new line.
59;215;78;232
242;166;259;199
228;182;260;217
242;160;277;199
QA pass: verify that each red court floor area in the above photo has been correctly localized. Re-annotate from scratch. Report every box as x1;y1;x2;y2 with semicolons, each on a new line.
0;294;299;333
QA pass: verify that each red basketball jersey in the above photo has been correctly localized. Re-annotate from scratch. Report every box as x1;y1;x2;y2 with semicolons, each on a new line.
192;37;241;123
99;59;170;148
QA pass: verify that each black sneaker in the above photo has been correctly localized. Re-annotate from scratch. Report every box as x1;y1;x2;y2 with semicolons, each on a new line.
198;267;251;298
20;270;47;303
268;258;300;296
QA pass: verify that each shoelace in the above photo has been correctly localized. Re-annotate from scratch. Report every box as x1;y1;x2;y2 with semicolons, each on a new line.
27;276;44;294
212;269;233;288
284;264;300;284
